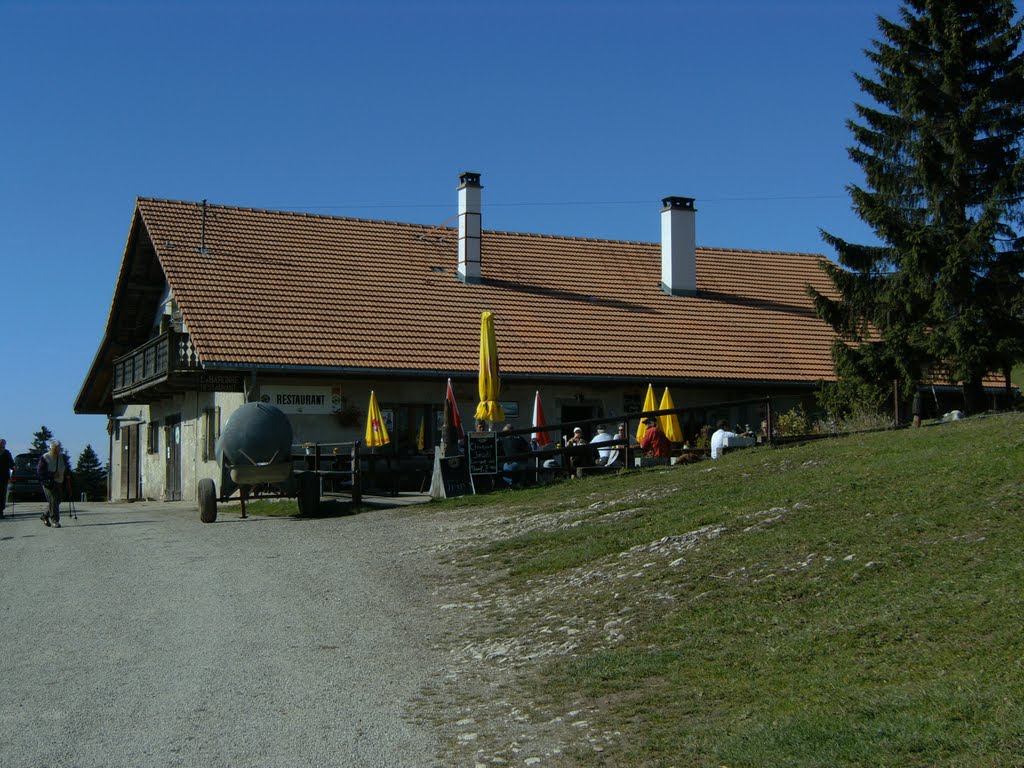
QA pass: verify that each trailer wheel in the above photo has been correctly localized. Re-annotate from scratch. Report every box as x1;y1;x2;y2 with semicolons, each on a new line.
198;478;218;523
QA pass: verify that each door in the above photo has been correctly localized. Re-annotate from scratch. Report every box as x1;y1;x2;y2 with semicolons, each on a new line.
119;427;130;499
119;424;141;501
164;415;182;501
559;404;600;440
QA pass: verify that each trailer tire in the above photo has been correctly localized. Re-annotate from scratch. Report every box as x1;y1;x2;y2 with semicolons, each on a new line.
199;478;218;523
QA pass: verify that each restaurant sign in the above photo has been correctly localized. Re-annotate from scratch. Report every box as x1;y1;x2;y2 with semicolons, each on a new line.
259;385;340;414
198;373;245;392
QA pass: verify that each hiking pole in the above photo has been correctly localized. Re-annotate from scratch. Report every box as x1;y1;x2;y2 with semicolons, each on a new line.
68;480;78;520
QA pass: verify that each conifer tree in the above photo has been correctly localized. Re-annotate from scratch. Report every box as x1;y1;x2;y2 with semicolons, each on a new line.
30;426;54;454
811;0;1024;415
74;444;108;501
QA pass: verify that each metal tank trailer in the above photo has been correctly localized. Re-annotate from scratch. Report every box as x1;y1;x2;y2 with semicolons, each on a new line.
198;402;295;523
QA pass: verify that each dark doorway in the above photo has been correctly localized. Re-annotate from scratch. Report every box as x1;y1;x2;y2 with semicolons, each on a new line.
559;404;600;440
119;424;141;501
164;415;182;501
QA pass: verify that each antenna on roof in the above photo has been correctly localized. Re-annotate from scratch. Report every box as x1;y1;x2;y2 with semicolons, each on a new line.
196;199;209;254
415;213;458;243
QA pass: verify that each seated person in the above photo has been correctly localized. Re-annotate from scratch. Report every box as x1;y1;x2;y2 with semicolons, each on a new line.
500;424;530;487
542;453;562;470
604;422;638;468
533;436;561;470
710;419;744;460
640;417;671;459
589;424;614;465
565;427;593;470
565;426;587;447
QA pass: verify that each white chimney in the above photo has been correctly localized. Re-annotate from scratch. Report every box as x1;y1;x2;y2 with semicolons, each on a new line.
660;196;697;296
457;172;482;283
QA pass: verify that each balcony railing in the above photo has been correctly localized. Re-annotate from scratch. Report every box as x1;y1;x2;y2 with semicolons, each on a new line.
113;330;201;397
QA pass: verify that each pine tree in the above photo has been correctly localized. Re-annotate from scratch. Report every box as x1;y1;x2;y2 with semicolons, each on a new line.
30;426;54;454
811;0;1024;415
74;444;108;501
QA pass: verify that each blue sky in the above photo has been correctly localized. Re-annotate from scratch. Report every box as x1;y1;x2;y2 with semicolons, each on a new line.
0;0;899;462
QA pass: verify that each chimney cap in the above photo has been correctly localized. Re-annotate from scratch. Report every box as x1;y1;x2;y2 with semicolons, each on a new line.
458;171;482;188
662;196;696;211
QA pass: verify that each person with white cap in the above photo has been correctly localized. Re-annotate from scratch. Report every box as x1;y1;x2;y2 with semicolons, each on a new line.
565;426;586;446
565;426;590;472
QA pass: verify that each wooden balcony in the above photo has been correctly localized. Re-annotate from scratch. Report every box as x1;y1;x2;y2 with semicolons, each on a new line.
112;330;202;400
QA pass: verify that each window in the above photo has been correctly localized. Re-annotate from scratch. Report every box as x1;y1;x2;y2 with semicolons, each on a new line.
203;407;221;461
147;422;159;454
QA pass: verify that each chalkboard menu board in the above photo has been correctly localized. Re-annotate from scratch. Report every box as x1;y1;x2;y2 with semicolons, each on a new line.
438;454;473;498
468;432;498;475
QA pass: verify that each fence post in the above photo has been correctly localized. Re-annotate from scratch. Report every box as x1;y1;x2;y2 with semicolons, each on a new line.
351;441;362;505
625;417;633;470
893;379;901;426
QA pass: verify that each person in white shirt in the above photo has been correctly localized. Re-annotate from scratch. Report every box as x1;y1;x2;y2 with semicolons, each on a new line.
589;424;614;465
710;420;738;460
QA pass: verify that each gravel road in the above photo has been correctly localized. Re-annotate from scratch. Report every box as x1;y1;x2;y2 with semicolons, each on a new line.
0;498;448;768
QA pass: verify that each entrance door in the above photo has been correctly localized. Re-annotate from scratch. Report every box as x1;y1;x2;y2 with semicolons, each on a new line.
560;404;600;440
120;427;129;499
164;415;182;501
119;424;141;501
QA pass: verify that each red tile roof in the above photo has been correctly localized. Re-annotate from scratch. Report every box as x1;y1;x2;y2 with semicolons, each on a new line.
133;197;839;384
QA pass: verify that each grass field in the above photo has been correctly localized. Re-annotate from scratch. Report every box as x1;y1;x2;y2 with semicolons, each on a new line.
434;412;1024;766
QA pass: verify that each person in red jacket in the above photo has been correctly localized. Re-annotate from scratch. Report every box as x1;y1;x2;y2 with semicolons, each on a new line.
640;417;671;459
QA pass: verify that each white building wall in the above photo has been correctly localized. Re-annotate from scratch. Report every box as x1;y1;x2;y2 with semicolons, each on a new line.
131;390;245;502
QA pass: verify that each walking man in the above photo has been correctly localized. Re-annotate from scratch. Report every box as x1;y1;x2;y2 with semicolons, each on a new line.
37;440;70;528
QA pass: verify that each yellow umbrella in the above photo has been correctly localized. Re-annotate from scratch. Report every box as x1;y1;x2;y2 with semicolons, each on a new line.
474;311;505;423
416;414;425;451
636;383;657;442
659;387;684;443
364;390;390;447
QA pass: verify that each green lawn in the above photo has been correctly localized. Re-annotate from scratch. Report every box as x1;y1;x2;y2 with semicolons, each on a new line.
439;413;1024;766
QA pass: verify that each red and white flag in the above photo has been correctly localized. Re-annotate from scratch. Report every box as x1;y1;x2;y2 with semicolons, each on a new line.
446;378;465;439
531;390;552;447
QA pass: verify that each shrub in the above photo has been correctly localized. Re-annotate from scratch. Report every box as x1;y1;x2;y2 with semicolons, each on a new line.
775;406;810;436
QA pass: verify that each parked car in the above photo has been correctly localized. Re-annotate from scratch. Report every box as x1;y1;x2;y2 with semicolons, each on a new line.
8;453;44;502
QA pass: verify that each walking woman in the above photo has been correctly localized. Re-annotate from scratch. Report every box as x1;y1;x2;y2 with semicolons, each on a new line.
37;440;71;528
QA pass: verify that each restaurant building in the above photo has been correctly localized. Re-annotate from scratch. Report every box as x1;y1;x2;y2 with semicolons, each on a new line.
75;172;844;502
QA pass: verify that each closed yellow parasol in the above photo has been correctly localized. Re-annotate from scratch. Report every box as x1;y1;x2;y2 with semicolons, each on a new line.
659;387;684;443
364;390;391;447
636;383;657;442
474;311;505;423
